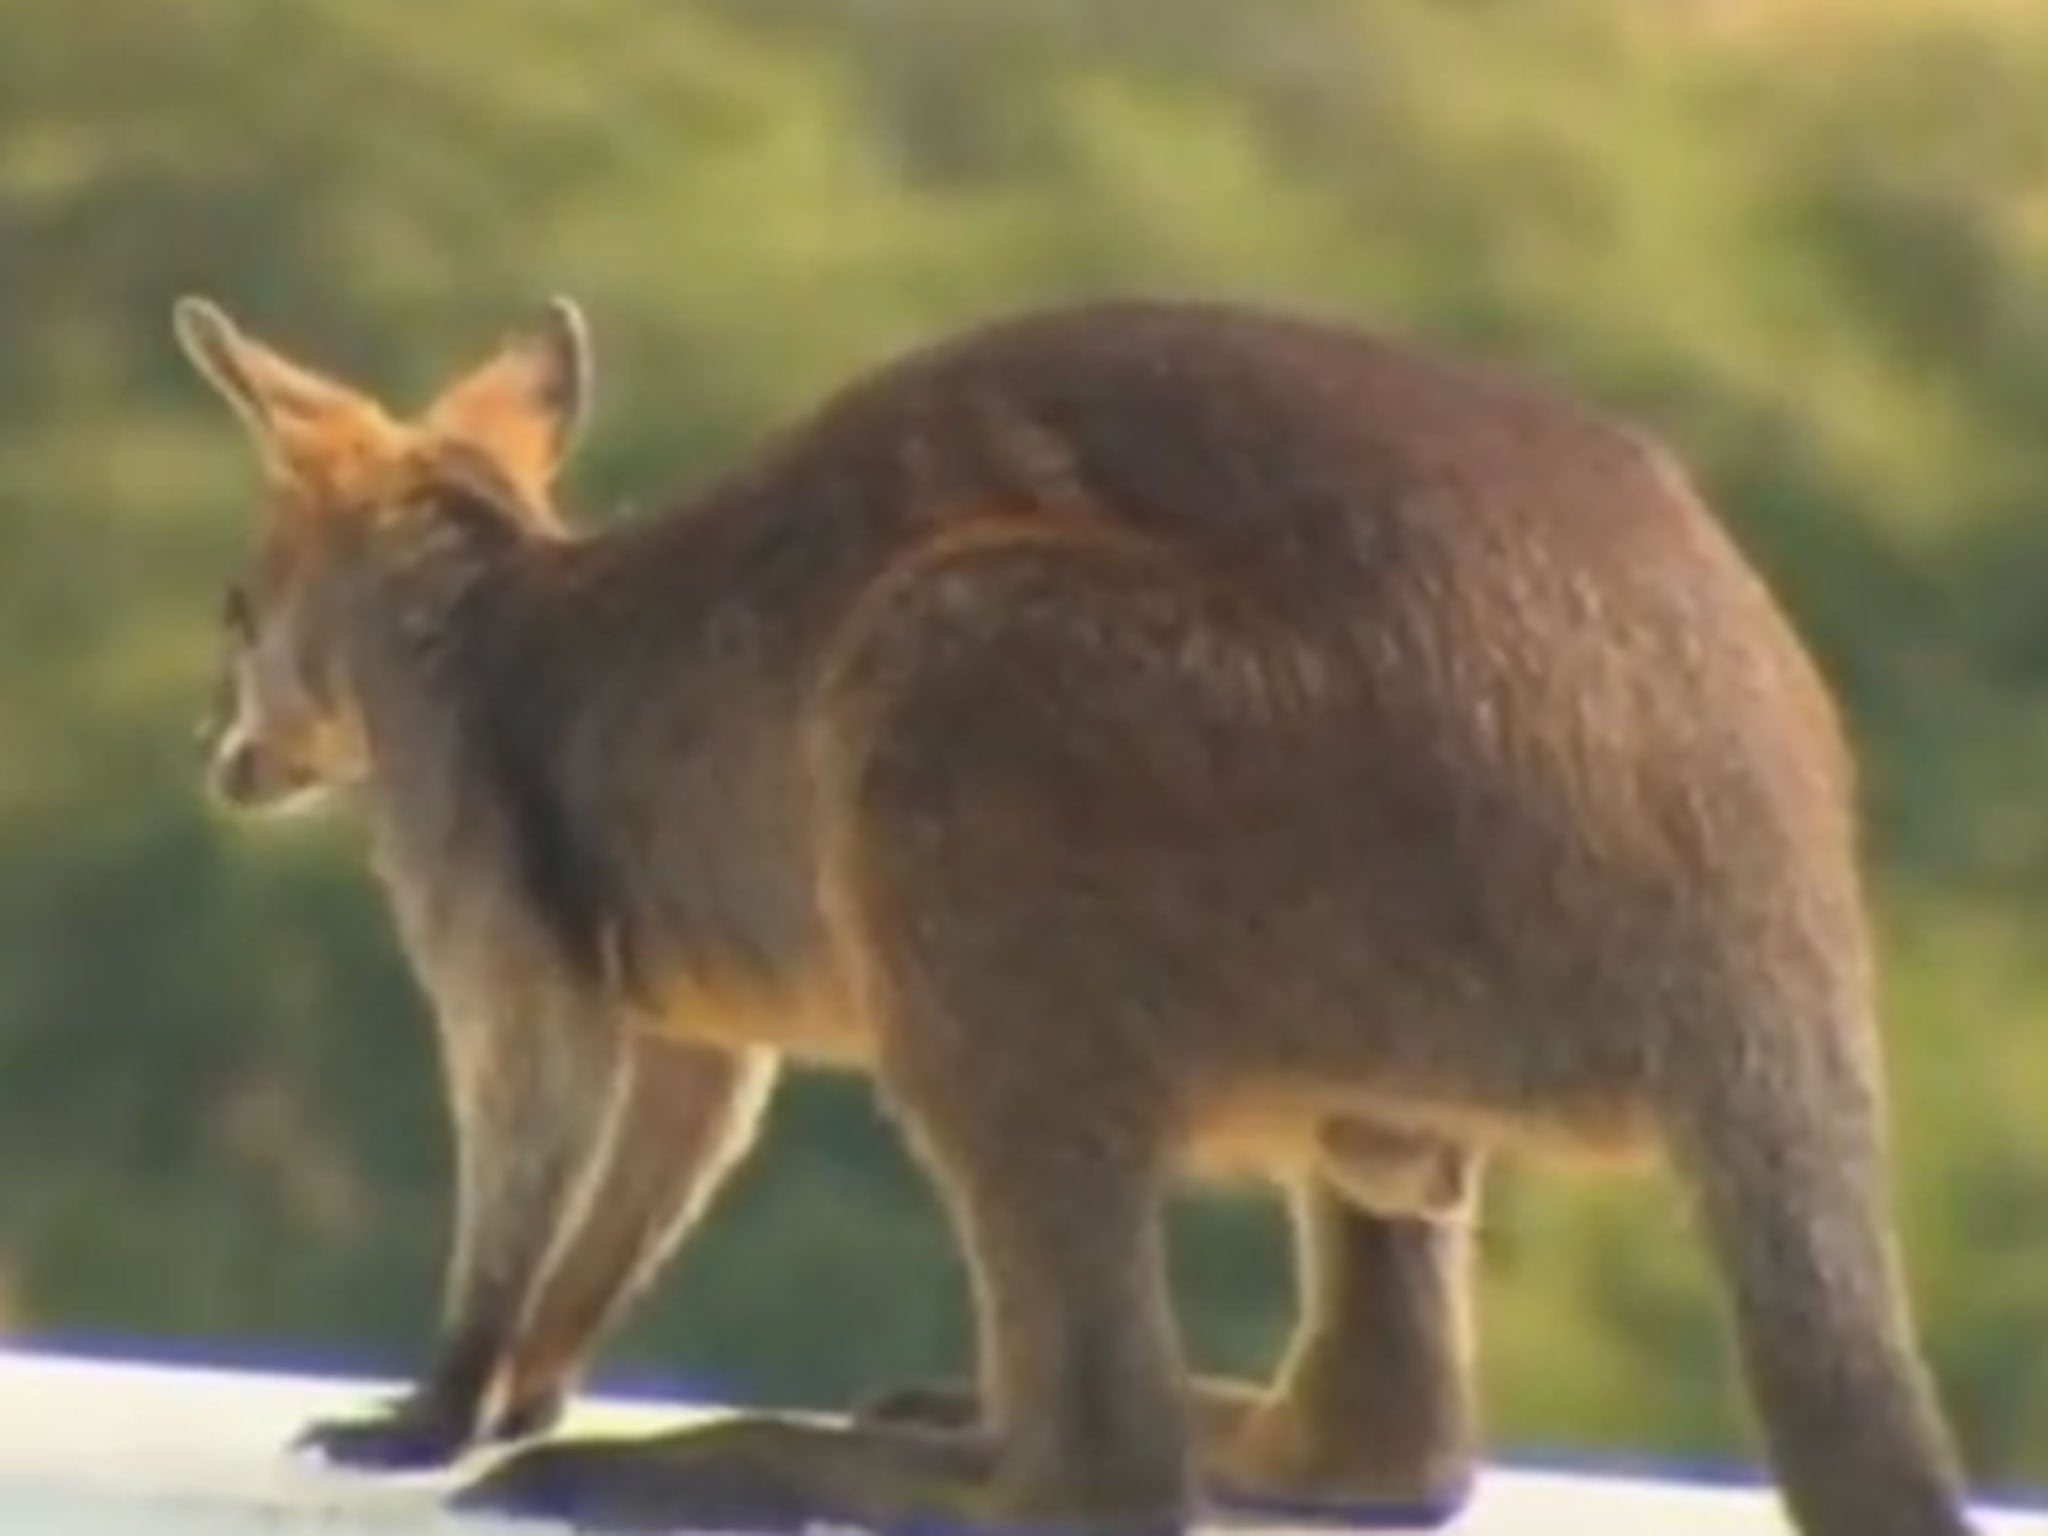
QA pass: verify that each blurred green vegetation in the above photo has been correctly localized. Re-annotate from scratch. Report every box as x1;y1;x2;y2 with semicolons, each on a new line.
4;0;2048;1493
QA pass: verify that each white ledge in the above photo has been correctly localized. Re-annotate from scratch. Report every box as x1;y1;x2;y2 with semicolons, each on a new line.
0;1348;2039;1533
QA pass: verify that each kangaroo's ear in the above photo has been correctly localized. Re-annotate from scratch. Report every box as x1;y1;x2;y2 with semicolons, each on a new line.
423;297;592;496
173;297;365;456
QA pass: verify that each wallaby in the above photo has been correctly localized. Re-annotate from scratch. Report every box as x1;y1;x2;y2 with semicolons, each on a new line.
174;292;1977;1536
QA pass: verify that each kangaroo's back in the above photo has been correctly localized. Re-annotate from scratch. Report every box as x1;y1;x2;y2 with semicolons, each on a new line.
662;300;1845;831
684;300;1721;598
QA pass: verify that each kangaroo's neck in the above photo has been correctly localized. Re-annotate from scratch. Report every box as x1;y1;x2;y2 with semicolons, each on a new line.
340;495;837;1011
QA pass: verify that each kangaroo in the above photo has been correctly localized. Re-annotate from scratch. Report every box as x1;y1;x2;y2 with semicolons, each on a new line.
174;293;1976;1536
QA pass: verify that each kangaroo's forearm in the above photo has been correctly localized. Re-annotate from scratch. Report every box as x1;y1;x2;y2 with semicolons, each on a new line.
501;1038;778;1409
431;993;631;1431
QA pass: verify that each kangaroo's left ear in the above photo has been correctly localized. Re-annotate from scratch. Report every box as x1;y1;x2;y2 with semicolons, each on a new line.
173;296;369;456
423;297;592;496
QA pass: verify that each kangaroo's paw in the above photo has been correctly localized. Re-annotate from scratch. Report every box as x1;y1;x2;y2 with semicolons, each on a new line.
455;1415;1002;1534
1212;1399;1477;1529
294;1393;479;1471
492;1384;567;1445
851;1378;981;1431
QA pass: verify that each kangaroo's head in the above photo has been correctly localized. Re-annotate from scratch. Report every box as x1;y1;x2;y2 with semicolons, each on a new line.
173;296;592;812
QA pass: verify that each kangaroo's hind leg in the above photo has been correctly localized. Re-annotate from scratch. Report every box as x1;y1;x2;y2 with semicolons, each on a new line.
492;1038;779;1441
857;1123;1481;1525
1205;1130;1481;1527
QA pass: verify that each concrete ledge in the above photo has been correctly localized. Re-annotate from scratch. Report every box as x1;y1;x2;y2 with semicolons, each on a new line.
0;1348;2039;1533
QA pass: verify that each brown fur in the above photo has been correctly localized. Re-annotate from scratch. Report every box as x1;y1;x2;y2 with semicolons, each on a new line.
175;295;1975;1535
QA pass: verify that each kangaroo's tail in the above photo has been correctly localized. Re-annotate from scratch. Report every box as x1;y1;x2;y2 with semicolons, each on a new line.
1661;1002;1975;1536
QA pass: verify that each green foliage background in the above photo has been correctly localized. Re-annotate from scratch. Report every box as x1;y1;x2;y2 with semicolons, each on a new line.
4;0;2048;1493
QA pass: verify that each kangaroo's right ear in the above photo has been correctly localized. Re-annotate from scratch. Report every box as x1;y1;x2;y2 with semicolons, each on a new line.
421;297;594;500
173;297;363;462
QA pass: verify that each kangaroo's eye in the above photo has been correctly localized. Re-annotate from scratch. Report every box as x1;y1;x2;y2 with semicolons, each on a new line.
220;582;253;639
